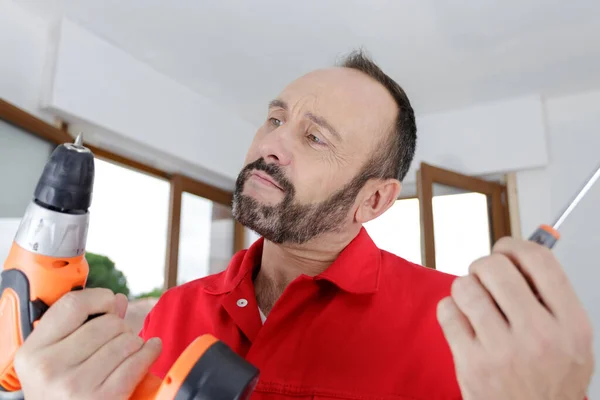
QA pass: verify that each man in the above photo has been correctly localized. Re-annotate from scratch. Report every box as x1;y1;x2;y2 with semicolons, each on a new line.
14;50;594;399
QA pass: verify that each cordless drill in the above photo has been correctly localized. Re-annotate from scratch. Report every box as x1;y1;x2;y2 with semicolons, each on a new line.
0;135;259;399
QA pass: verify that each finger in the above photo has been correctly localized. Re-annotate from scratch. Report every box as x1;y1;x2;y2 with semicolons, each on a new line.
437;296;475;357
114;293;129;319
450;275;509;348
26;288;119;349
493;237;583;324
469;253;550;329
77;331;147;390
100;337;162;398
50;313;130;367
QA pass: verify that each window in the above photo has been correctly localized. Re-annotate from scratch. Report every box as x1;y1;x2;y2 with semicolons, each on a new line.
177;192;235;285
364;198;422;265
365;193;491;276
0;119;53;262
86;158;170;297
417;162;511;273
432;188;492;276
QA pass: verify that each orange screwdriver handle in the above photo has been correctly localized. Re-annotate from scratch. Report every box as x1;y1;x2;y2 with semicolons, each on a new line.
130;334;259;400
528;224;560;249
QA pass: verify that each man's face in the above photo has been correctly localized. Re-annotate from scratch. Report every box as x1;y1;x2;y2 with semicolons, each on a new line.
232;67;397;244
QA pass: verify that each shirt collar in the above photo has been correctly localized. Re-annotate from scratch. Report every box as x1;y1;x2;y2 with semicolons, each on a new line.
202;227;381;295
314;227;381;294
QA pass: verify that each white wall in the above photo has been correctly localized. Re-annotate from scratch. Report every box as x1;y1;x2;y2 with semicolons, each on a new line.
43;19;255;191
516;89;600;397
0;0;55;122
410;95;548;183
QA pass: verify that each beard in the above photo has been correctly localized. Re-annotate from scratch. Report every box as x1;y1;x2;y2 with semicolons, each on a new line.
232;158;371;245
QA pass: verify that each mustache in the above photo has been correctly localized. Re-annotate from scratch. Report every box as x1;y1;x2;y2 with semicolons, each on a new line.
239;158;294;193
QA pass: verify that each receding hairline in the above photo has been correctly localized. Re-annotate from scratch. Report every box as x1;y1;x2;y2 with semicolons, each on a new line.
282;66;399;126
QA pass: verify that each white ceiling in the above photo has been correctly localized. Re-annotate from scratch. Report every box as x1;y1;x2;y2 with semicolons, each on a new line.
16;0;600;126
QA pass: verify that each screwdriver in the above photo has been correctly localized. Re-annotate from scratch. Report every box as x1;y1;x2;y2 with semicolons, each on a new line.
528;163;600;248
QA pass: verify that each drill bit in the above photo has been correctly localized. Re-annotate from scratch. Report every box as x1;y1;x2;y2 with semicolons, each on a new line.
74;132;83;147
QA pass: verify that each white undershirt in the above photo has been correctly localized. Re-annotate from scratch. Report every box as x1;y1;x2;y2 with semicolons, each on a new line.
258;306;267;324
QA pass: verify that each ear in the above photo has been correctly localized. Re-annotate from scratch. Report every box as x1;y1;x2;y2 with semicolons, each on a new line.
355;179;402;224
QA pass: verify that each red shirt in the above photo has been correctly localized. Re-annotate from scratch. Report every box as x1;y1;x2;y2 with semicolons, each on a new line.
140;228;462;399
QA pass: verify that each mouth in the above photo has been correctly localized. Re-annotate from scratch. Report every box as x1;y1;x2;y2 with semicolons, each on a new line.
249;171;283;191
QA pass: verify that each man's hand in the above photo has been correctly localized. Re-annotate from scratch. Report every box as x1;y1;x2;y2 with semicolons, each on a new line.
14;288;162;400
437;237;594;400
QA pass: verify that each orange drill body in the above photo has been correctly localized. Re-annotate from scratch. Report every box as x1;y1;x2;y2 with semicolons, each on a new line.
0;135;259;399
0;241;88;390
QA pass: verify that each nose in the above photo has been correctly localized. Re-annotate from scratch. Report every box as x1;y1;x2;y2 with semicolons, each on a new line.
258;126;292;166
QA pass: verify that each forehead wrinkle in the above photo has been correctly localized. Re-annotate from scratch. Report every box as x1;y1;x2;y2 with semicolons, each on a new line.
279;70;393;163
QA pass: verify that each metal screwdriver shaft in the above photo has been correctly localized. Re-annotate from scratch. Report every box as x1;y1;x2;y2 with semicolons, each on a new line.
529;163;600;249
552;164;600;231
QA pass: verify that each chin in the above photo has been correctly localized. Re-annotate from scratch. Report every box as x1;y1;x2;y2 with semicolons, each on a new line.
242;189;283;206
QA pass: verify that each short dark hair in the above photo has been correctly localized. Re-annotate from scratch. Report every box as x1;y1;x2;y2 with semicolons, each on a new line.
338;49;417;182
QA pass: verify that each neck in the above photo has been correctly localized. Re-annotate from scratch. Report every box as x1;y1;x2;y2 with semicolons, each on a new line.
254;226;360;315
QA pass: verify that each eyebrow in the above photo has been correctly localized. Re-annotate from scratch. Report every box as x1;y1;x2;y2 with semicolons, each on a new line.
305;112;342;141
269;99;288;110
268;99;342;141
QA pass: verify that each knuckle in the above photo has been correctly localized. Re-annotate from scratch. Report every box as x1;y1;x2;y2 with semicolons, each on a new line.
469;253;510;278
13;348;31;377
58;291;85;314
451;275;469;296
468;351;492;378
580;318;595;347
117;332;144;357
572;316;595;355
31;354;56;382
57;373;83;397
525;241;555;266
451;275;479;303
467;256;487;275
492;236;515;251
490;346;516;368
103;313;128;333
88;286;114;295
14;348;55;383
528;326;558;360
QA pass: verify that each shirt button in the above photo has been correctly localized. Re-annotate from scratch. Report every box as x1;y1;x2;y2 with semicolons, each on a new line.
237;298;248;308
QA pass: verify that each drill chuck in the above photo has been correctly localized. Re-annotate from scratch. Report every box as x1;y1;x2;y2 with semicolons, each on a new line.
33;133;94;214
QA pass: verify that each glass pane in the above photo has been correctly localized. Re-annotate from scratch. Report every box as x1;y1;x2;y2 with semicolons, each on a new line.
432;184;492;276
178;192;234;285
0;219;21;263
86;158;170;298
364;198;422;265
0;121;53;264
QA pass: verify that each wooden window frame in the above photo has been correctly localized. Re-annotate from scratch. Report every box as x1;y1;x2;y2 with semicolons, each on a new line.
0;98;245;291
417;162;512;269
165;174;244;289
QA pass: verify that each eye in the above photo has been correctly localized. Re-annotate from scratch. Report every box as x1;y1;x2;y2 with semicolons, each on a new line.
307;134;323;144
269;118;283;127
